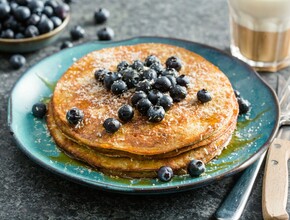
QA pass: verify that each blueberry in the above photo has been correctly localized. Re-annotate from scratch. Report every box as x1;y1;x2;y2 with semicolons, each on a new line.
70;25;85;40
0;3;11;19
55;4;70;20
50;16;62;28
94;8;110;24
122;69;140;89
117;61;129;71
9;54;26;69
136;98;152;115
136;80;152;93
1;29;14;38
27;0;44;13
197;89;212;103
237;97;251;115
118;104;134;122
147;89;163;105
103;118;121;133
60;40;73;49
43;5;54;17
63;0;75;4
165;56;182;71
130;91;147;107
176;75;190;87
157;166;173;182
144;55;160;67
25;25;39;37
147;105;165;123
187;159;206;177
97;27;114;41
32;103;47;118
94;68;109;82
27;14;41;26
170;85;187;102
66;107;84;125
131;60;144;72
15;0;30;6
15;32;25;39
14;6;31;21
3;17;19;32
44;0;59;9
9;2;18;14
150;62;164;75
111;80;128;95
165;75;177;87
142;69;157;81
153;76;172;92
37;15;54;34
103;72;121;90
159;95;173;111
161;68;178;77
234;90;241;98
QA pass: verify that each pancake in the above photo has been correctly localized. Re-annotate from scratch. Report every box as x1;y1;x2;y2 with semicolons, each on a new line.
51;43;239;156
47;103;234;177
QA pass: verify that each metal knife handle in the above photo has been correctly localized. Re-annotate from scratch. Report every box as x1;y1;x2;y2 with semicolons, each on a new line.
262;138;290;220
215;153;265;220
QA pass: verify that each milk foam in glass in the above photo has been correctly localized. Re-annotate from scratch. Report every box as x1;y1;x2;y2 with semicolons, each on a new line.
228;0;290;71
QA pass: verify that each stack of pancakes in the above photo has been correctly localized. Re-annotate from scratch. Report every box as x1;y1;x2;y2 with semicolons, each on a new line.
47;43;239;178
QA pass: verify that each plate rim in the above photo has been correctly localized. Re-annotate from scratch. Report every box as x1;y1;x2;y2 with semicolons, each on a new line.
7;36;280;194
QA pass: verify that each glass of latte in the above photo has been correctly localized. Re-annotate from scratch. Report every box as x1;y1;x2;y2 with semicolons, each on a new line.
228;0;290;72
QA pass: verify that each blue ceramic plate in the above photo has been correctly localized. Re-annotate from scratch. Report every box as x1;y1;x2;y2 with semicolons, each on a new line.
8;37;279;194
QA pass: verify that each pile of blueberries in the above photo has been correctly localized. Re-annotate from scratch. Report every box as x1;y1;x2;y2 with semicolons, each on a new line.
93;55;213;134
0;0;70;39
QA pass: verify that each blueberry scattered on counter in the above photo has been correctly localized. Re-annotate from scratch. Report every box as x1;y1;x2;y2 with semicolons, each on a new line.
97;27;114;41
187;159;206;177
9;54;26;69
94;8;110;24
118;104;134;122
237;97;250;115
32;102;47;118
0;0;70;39
147;105;165;123
197;89;212;103
157;166;174;182
103;118;121;133
70;25;85;40
66;107;84;125
60;40;73;49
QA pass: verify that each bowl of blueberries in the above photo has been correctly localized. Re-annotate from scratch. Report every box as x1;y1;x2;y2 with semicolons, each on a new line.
0;0;70;53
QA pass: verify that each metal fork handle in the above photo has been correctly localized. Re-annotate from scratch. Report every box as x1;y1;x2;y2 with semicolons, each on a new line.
214;153;266;220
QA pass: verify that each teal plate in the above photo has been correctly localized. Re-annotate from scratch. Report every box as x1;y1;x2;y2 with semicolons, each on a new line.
8;37;279;194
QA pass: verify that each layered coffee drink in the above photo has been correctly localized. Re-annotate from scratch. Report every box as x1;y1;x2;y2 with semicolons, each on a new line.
228;0;290;71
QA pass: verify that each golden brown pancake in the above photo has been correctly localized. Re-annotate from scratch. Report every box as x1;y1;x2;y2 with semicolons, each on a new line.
51;43;239;156
47;103;234;178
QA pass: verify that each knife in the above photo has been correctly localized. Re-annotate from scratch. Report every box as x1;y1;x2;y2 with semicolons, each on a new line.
215;75;286;220
262;78;290;219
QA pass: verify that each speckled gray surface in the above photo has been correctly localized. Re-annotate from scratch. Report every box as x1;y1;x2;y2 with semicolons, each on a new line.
1;0;289;219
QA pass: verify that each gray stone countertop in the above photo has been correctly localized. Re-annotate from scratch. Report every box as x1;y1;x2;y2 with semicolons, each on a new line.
1;0;289;219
